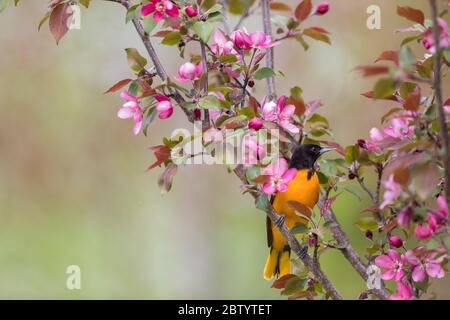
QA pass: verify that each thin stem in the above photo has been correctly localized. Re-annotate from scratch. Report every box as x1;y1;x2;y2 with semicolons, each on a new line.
261;0;276;100
200;41;210;128
429;0;450;208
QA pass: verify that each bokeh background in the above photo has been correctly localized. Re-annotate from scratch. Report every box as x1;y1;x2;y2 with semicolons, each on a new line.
0;0;449;299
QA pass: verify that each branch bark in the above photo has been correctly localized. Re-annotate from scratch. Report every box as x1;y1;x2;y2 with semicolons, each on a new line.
429;0;450;208
260;0;276;100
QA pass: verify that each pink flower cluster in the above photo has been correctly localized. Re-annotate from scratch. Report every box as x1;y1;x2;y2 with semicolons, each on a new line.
243;136;265;167
375;247;447;300
230;28;279;50
262;158;297;195
422;18;450;53
117;91;174;134
250;96;299;134
415;196;449;240
141;0;179;22
366;116;414;152
380;174;403;209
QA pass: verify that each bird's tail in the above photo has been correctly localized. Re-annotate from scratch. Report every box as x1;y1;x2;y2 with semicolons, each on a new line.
263;246;291;280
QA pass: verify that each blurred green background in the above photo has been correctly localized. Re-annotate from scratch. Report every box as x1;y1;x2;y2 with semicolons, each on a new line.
0;0;449;299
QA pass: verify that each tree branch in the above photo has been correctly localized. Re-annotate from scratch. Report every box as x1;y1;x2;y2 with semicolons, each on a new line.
260;0;276;100
233;165;343;300
318;192;390;300
200;41;210;128
429;0;450;208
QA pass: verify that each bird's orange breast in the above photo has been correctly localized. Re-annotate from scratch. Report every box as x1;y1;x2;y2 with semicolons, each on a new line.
272;169;320;228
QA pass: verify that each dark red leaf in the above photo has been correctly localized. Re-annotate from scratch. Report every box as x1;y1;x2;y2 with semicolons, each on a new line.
294;0;312;22
271;274;298;289
104;79;133;94
309;26;330;34
49;3;73;44
375;50;399;66
356;65;390;77
361;91;399;102
147;145;171;170
397;6;425;25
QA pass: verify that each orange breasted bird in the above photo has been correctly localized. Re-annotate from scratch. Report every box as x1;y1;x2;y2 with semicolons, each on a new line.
263;144;333;280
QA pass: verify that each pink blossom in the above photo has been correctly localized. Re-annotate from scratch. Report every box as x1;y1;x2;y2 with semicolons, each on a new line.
389;281;413;300
231;28;253;50
248;117;263;131
315;2;330;15
422;18;450;53
211;29;238;57
175;62;203;82
304;99;323;118
249;31;279;49
397;207;412;228
117;91;143;135
383;117;414;139
380;174;403;209
261;96;299;133
141;0;179;22
414;196;449;240
243;136;265;167
388;235;403;248
262;158;297;195
154;93;173;119
405;246;447;282
374;249;406;281
184;6;198;17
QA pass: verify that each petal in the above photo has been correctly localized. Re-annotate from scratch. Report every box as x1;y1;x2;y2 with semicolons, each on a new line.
123;101;138;108
426;263;445;278
262;183;276;195
277;158;289;174
154;93;169;102
281;104;296;118
437;195;449;216
277;183;288;193
120;90;136;102
380;270;395;280
282;168;297;183
280;121;300;133
117;107;134;119
412;265;426;282
153;11;164;22
141;3;156;16
133;119;143;135
387;249;401;262
213;29;228;46
375;255;394;269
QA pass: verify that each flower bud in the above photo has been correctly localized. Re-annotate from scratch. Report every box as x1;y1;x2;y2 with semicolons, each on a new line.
315;2;329;15
365;230;373;240
184;6;198;17
248;117;263;131
388;235;403;248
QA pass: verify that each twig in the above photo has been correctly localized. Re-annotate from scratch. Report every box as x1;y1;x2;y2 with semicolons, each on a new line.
233;165;343;300
219;0;231;34
429;0;450;208
200;41;210;128
357;177;375;202
261;0;276;100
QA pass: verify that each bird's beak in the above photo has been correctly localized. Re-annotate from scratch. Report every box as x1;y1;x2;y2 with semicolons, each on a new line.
319;147;334;155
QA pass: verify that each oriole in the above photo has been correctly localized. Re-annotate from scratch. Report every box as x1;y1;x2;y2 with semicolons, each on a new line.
263;144;332;280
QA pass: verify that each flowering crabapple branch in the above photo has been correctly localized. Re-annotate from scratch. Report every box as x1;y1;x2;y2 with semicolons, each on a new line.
429;0;450;208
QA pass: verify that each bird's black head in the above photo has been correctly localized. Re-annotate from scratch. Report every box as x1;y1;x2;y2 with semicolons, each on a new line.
289;144;333;169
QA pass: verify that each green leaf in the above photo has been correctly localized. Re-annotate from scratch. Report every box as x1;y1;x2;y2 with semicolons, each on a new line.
303;28;331;44
193;21;214;43
373;78;397;99
125;48;148;73
245;166;261;181
344;145;360;163
161;31;181;46
143;14;158;33
142;107;157;136
198;95;221;110
343;185;363;201
398;45;415;71
125;4;139;23
355;217;378;231
204;3;222;16
323;220;339;229
255;194;270;211
317;171;329;184
219;54;238;64
291;223;309;234
79;0;91;8
444;48;450;65
294;34;309;51
253;67;276;80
